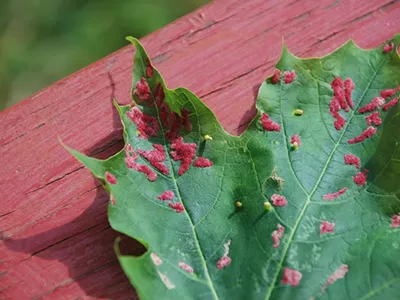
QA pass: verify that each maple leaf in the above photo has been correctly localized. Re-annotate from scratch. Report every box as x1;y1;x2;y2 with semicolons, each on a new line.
68;35;400;299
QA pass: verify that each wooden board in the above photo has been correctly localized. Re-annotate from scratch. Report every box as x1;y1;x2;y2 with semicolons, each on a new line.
1;0;399;298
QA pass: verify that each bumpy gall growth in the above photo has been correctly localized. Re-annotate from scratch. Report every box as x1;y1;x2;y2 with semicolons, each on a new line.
105;171;117;184
323;187;347;200
365;111;382;126
126;107;160;139
359;97;385;113
347;126;377;144
320;221;335;234
271;69;281;84
146;64;154;78
193;157;213;168
283;70;296;84
344;78;355;109
170;137;197;176
281;268;302;287
261;113;281;132
383;42;394;53
322;264;348;292
380;85;400;98
382;97;398;111
353;169;368;186
157;190;175;201
391;214;400;228
134;77;152;104
271;194;288;207
291;134;301;150
138;144;169;175
168;202;185;213
178;262;194;273
216;240;232;270
272;224;285;248
264;202;272;211
344;154;360;169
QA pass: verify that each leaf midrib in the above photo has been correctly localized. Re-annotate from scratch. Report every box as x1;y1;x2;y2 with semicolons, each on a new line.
135;48;220;300
264;56;386;300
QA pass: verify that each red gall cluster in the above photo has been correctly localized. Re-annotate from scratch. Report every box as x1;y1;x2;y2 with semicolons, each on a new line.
283;70;296;84
329;77;355;130
380;85;400;99
270;194;288;207
320;220;335;234
168;202;184;213
291;134;301;147
260;113;281;132
178;262;194;273
105;171;117;184
138;144;169;175
156;190;184;213
125;144;157;181
365;111;382;126
323;187;347;201
383;42;394;53
347;126;376;144
146;59;154;78
391;214;400;228
383;97;398;111
271;69;281;84
358;96;385;114
170;137;197;176
134;77;152;106
281;268;302;287
126;107;160;139
322;264;348;292
272;224;284;248
353;169;368;186
193;157;213;168
157;190;174;201
216;240;232;270
344;154;360;169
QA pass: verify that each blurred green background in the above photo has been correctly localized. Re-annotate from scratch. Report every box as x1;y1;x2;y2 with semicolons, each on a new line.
0;0;208;110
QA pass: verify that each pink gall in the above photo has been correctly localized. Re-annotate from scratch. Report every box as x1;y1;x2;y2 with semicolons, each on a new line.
348;127;377;144
271;194;288;207
391;214;400;228
323;187;347;200
138;144;169;175
178;262;194;273
281;268;302;287
383;42;394;53
271;69;281;84
272;224;285;248
380;85;400;99
291;134;301;147
344;78;355;109
193;157;213;168
320;221;335;234
261;113;281;132
359;97;385;114
283;70;296;84
382;97;398;111
133;77;152;105
344;154;360;169
146;65;154;78
365;111;382;126
353;169;368;186
168;202;185;213
105;171;117;184
170;137;197;176
217;240;232;270
158;190;175;201
322;264;348;292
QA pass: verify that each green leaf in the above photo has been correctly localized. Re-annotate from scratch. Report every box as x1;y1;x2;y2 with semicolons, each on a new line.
68;35;400;299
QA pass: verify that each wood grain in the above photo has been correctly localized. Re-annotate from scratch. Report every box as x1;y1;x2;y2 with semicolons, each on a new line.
1;0;399;298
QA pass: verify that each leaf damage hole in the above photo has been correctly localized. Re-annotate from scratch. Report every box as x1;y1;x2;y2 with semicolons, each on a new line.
216;240;232;270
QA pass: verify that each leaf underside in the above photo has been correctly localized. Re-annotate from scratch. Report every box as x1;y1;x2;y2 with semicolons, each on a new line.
69;35;400;300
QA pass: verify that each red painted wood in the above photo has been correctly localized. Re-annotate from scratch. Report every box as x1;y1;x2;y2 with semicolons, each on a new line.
1;0;399;298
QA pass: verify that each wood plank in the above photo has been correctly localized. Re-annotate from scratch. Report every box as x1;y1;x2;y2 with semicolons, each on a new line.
1;0;399;298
